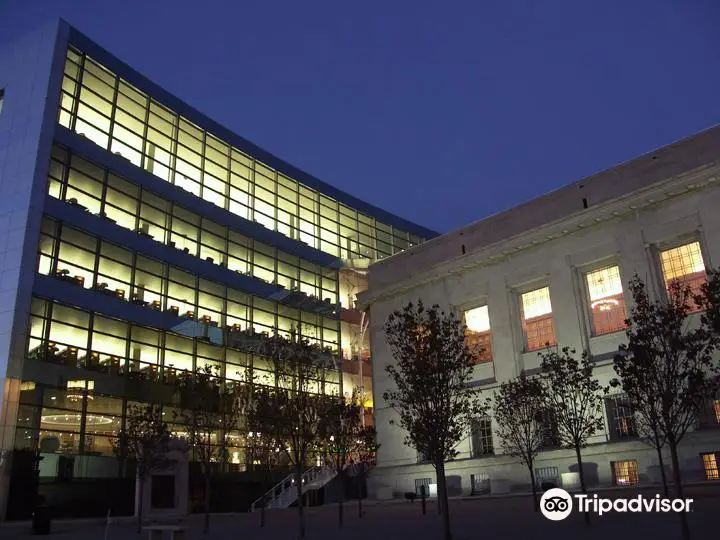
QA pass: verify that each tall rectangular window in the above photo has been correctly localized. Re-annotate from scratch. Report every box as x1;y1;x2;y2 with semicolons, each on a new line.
605;394;637;440
702;453;720;480
698;393;720;428
520;287;556;351
470;417;494;457
586;265;627;336
464;305;492;363
538;409;560;449
660;241;706;307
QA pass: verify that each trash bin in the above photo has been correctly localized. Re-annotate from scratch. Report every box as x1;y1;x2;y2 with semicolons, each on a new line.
32;504;51;535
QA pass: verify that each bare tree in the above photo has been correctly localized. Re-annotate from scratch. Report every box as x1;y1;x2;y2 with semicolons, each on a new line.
113;403;171;534
613;274;720;540
539;346;607;524
247;329;334;540
351;425;378;518
489;373;549;511
174;365;250;534
320;387;364;528
383;300;487;540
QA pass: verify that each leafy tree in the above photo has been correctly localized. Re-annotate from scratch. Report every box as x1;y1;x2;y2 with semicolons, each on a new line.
247;329;334;539
612;295;670;498
113;403;172;534
383;300;487;540
489;373;549;511
608;376;669;496
698;268;720;335
320;388;365;528
539;346;607;523
613;274;720;540
174;365;250;533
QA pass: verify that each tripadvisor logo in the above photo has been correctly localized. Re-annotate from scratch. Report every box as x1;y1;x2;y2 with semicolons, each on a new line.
540;488;693;521
540;488;573;521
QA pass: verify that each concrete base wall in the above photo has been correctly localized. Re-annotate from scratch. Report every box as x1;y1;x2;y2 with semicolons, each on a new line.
368;430;720;499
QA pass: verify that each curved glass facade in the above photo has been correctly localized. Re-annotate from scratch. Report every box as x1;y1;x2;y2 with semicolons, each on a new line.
58;48;427;261
47;145;340;304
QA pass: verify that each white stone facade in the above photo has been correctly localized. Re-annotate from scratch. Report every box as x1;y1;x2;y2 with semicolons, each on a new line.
359;125;720;498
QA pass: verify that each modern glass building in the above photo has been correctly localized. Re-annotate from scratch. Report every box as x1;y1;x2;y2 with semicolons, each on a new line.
0;19;436;519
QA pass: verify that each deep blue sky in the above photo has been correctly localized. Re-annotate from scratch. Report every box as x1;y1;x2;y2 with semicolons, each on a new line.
2;1;719;234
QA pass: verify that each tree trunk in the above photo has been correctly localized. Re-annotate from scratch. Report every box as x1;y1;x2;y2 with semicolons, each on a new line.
338;496;344;528
574;444;590;525
528;464;538;512
136;476;144;534
204;471;211;533
669;441;691;540
338;469;344;528
655;443;669;498
436;460;452;540
295;467;306;539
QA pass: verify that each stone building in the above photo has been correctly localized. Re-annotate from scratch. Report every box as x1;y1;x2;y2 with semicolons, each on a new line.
360;125;720;497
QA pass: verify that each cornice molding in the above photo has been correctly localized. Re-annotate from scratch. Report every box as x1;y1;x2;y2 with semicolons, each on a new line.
360;163;720;307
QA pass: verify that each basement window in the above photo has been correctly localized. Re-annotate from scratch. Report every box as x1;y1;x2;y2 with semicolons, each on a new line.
612;460;639;486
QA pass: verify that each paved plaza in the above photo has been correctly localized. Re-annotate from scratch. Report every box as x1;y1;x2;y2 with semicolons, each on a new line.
1;488;717;540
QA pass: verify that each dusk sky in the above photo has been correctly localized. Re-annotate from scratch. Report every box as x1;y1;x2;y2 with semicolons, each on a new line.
2;0;719;234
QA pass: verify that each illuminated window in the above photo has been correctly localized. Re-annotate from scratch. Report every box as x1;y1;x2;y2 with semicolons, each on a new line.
56;50;426;260
464;305;492;363
660;241;706;307
586;265;627;336
702;453;720;480
612;460;639;486
520;287;555;352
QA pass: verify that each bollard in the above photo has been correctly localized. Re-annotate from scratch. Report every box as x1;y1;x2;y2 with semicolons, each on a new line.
420;485;426;516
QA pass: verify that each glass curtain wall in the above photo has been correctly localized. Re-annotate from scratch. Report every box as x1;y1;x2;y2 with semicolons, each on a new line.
20;296;341;464
58;48;425;261
48;145;339;304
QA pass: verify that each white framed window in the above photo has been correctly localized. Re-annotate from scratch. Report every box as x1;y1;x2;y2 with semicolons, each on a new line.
463;305;492;363
659;241;706;307
520;286;556;351
470;416;494;457
585;265;627;336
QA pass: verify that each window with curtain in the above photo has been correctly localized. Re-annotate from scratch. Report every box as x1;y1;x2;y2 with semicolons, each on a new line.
586;265;627;336
520;287;556;351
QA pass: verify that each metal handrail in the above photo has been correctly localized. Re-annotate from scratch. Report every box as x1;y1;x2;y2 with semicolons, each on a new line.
250;465;337;512
250;466;316;512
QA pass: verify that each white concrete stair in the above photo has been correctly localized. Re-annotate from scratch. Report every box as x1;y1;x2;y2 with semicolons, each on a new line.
251;466;337;511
